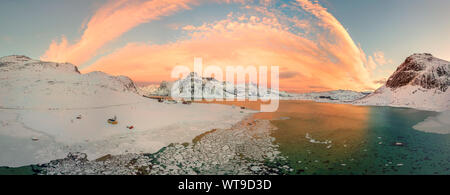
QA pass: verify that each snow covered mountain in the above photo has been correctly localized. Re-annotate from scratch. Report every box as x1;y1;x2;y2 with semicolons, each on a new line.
355;53;450;111
285;90;370;103
142;72;290;99
142;72;369;102
144;81;174;97
0;55;139;109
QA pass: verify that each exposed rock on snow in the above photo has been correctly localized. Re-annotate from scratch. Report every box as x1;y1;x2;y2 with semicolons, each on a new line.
66;152;88;162
386;53;449;91
355;53;450;111
0;56;252;167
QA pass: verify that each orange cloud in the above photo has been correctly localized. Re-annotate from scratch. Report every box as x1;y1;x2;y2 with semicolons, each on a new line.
82;0;389;92
43;0;391;92
41;0;198;66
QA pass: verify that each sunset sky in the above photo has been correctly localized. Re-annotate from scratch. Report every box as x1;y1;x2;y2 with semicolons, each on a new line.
1;0;449;92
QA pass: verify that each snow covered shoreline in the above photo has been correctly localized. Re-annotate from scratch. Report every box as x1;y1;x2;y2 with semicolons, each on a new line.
0;100;254;167
0;55;254;167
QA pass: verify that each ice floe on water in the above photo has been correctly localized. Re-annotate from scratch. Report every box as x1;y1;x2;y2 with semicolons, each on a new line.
412;111;450;134
305;133;332;144
41;119;291;175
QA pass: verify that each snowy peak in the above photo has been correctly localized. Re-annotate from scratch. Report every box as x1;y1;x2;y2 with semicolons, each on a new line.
386;53;449;92
0;55;81;74
83;71;139;94
355;53;450;111
0;55;32;63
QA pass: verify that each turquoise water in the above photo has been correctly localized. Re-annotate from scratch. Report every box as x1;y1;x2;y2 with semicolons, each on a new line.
259;101;450;175
0;165;41;175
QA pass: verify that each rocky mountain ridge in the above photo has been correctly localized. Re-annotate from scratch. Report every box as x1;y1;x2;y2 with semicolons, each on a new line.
355;53;450;111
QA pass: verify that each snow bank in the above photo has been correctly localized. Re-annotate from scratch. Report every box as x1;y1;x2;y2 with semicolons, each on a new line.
412;111;450;134
354;85;450;112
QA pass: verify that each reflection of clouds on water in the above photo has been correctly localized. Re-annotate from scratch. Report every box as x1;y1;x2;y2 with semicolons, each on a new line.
413;111;450;134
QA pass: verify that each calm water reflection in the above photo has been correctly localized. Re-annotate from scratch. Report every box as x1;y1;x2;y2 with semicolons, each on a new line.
203;100;449;174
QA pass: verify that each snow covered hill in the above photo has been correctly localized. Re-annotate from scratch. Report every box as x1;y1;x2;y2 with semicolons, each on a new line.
0;55;139;109
141;72;291;99
0;55;252;167
355;53;450;111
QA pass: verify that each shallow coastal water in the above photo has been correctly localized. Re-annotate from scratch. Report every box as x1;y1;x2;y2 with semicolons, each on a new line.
203;100;450;175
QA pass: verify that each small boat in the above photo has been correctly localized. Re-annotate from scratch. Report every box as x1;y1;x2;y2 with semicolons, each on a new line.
108;120;118;125
107;116;118;125
31;137;39;141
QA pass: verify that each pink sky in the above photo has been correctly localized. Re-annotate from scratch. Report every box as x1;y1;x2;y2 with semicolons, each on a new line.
41;0;393;92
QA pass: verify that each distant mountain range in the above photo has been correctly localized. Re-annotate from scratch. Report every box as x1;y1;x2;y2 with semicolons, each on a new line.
139;72;291;99
283;90;371;103
2;53;447;111
139;72;372;103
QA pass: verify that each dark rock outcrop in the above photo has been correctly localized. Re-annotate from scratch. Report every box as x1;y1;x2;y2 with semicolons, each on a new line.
386;53;449;92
